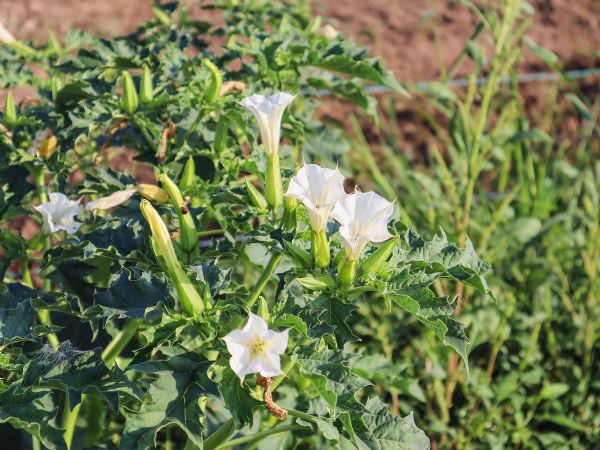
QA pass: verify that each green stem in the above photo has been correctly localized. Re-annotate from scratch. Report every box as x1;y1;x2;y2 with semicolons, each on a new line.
101;320;141;367
215;425;307;449
62;393;82;450
203;419;236;450
196;228;224;238
286;408;317;423
245;253;283;309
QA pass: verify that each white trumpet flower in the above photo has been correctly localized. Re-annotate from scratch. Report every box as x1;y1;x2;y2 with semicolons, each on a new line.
240;92;295;155
285;163;347;232
33;192;83;234
331;191;394;260
224;313;289;382
85;188;137;212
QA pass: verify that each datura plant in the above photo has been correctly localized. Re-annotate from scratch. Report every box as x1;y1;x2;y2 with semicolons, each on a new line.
0;1;492;449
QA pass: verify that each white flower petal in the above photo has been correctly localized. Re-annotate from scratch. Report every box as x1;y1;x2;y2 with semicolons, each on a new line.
33;192;83;235
246;312;269;337
85;188;137;211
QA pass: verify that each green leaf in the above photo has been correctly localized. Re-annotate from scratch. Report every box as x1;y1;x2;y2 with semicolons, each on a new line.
0;283;51;344
218;367;261;428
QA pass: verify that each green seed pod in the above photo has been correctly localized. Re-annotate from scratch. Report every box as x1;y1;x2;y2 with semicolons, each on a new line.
360;235;400;275
4;92;16;125
213;114;228;153
202;58;223;103
257;297;269;321
311;229;330;268
284;241;313;268
297;275;336;290
120;71;138;114
140;65;154;104
159;173;198;254
338;258;357;287
245;178;268;210
179;156;196;193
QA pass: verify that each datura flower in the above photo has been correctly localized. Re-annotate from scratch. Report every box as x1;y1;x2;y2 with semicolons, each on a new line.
33;192;83;234
240;92;295;209
239;92;295;156
285;163;346;232
224;313;289;382
85;188;137;212
332;191;394;261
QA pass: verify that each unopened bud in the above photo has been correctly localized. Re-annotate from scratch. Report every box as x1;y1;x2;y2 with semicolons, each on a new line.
159;173;198;254
4;92;16;125
297;275;336;290
245;178;268;210
202;58;222;103
138;183;169;203
360;235;399;275
179;156;196;192
284;241;313;268
140;65;154;104
121;71;138;114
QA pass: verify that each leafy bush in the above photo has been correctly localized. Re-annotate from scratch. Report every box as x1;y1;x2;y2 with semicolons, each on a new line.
0;1;492;449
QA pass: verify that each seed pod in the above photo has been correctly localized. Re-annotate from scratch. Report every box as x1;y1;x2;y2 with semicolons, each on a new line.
159;173;198;254
140;65;154;104
202;58;222;103
213;114;228;153
179;156;196;192
284;241;313;268
120;71;138;114
360;235;400;275
245;178;268;210
138;183;169;203
4;92;16;125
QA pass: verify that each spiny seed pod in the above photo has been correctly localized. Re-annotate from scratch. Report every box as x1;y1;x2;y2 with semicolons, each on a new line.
360;235;400;275
245;178;268;210
213;114;228;153
202;58;222;104
4;92;16;125
159;173;198;254
140;65;154;104
284;241;313;268
121;71;138;114
138;183;169;203
179;156;196;192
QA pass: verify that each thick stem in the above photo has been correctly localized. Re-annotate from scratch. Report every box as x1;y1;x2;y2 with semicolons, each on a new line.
203;419;236;450
245;253;283;309
214;425;307;449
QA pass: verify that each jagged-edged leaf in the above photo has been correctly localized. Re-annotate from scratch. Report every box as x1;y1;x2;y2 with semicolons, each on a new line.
301;294;358;345
218;367;261;428
0;283;53;345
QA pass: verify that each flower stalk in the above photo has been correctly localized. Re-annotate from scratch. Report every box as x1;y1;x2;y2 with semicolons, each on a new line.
265;153;282;209
311;230;330;268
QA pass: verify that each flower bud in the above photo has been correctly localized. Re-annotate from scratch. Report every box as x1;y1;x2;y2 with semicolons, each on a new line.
245;178;268;210
121;71;138;114
311;229;330;268
51;76;63;102
179;156;196;193
338;257;357;287
257;297;269;321
4;92;16;125
297;275;336;290
281;195;297;230
138;183;169;203
140;65;154;104
360;235;400;275
140;199;204;316
213;114;228;153
202;58;222;103
266;153;283;209
159;173;198;254
284;241;313;268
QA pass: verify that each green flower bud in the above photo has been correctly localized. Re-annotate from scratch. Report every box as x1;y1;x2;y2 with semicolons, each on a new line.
179;156;196;193
159;173;198;254
140;65;154;104
4;92;16;125
297;275;336;290
120;71;138;114
140;199;204;316
150;4;172;25
284;241;313;268
311;229;330;268
51;76;63;102
257;297;269;321
47;31;61;54
213;114;228;153
245;178;268;210
282;195;297;230
202;58;222;103
338;258;357;287
360;235;400;275
265;153;283;209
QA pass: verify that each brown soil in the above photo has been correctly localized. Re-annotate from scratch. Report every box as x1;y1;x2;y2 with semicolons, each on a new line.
1;0;598;83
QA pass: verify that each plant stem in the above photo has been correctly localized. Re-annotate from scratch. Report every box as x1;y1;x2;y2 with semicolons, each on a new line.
101;319;141;367
215;425;307;449
203;419;235;450
197;228;224;238
245;253;283;309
